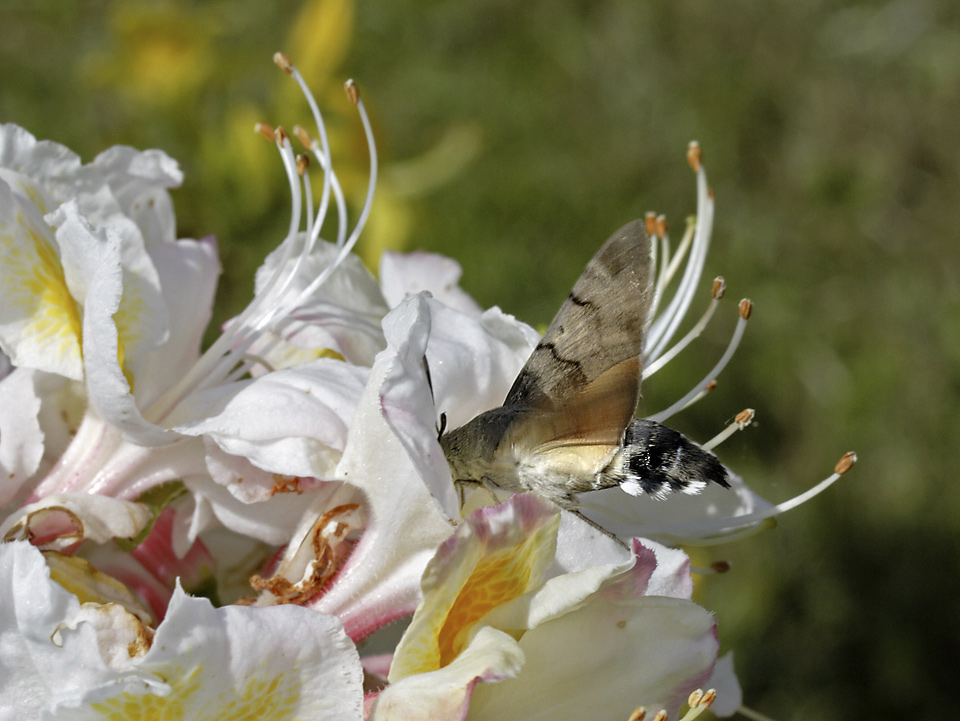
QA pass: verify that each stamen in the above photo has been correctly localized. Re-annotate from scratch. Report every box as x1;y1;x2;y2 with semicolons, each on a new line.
655;214;668;239
648;301;751;424
675;379;717;412
645;215;696;358
294;124;348;247
643;277;726;379
652;711;668;721
296;153;310;176
691;560;730;575
273;51;293;74
628;707;646;721
735;705;779;721
255;122;276;141
669;688;716;721
687;141;702;173
701;408;755;452
636;452;857;543
282;79;377;313
645;212;657;237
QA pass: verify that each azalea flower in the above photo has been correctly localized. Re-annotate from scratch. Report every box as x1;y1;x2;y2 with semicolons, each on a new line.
0;49;855;721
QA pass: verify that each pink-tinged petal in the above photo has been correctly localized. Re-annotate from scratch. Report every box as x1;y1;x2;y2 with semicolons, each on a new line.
703;652;743;717
379;295;459;519
0;180;83;379
379;250;483;317
306;300;454;639
0;493;151;549
0;367;44;506
372;626;524;721
467;595;719;721
135;236;220;407
634;537;695;599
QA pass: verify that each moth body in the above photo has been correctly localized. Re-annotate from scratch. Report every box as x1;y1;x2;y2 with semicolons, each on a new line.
439;219;731;520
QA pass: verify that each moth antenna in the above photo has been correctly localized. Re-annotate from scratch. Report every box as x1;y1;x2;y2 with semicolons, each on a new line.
643;276;725;377
648;300;751;424
437;412;447;442
701;408;755;452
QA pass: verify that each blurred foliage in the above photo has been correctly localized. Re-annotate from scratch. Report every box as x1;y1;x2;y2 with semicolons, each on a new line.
2;1;959;719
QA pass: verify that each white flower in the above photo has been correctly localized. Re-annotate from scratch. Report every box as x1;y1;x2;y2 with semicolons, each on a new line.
0;541;364;721
372;494;720;720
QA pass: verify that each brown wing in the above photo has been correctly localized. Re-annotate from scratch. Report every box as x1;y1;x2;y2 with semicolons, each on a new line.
504;219;653;450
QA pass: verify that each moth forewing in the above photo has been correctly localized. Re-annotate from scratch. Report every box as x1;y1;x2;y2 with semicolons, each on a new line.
503;218;654;412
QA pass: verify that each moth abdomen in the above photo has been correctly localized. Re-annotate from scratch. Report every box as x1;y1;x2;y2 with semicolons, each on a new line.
611;418;730;500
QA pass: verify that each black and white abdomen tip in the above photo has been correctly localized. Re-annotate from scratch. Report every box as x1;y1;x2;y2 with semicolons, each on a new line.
614;419;731;500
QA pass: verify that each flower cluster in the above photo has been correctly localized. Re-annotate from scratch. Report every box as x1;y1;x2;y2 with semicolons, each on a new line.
0;54;853;720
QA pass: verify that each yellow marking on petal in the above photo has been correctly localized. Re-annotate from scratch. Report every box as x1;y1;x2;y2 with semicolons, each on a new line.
87;662;308;721
89;665;200;720
1;218;82;364
436;544;535;667
218;668;302;721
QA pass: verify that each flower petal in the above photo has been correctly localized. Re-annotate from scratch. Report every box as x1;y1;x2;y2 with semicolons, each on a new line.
467;594;719;721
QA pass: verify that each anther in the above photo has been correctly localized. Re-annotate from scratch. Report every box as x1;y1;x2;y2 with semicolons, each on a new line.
735;408;755;428
687;141;702;173
645;212;658;236
652;711;668;721
738;298;753;320
656;214;668;239
273;51;293;74
706;380;718;392
835;451;857;475
344;79;360;105
699;690;716;708
293;125;314;149
275;125;289;145
254;123;275;142
628;707;646;721
712;277;726;300
296;154;310;176
688;689;703;707
711;560;731;573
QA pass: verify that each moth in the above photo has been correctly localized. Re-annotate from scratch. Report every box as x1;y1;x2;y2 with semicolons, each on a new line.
439;219;730;528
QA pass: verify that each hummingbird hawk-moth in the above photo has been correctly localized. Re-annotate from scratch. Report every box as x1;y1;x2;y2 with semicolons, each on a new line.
439;219;730;521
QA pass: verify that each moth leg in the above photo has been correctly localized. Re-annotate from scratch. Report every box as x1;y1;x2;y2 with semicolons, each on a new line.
453;479;501;509
567;509;630;551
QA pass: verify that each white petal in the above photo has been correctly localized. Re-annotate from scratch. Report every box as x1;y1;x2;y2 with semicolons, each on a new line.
173;359;368;481
703;652;743;717
372;626;524;721
309;300;453;638
134;236;220;407
0;367;44;506
0;493;152;549
379;249;483;316
468;595;719;721
0;542;120;717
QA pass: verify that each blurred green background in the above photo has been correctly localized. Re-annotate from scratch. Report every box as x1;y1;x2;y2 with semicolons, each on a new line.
2;1;957;719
